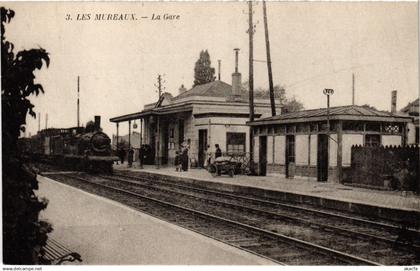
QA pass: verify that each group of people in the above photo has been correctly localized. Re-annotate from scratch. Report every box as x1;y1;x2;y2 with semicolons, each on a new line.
175;142;222;171
116;140;224;171
117;148;126;164
116;147;135;167
175;139;191;172
204;144;222;168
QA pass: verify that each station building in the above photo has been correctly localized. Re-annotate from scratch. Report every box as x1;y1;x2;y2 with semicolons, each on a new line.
248;105;412;183
400;98;419;145
110;61;278;167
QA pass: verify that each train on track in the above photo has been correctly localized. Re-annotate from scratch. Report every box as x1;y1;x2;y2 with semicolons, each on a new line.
18;116;118;173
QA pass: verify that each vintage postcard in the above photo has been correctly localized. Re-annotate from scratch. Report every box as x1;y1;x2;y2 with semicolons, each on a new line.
1;1;419;268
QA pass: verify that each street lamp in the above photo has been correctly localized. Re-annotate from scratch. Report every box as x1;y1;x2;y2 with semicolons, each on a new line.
323;88;334;133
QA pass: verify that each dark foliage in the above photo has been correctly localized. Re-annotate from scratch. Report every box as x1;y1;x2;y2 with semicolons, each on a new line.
241;80;286;99
241;80;304;113
282;96;304;113
361;104;379;111
193;50;216;87
2;7;52;264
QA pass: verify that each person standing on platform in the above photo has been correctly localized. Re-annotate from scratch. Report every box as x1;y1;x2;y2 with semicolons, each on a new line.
204;144;211;168
128;147;134;167
181;139;190;171
119;147;126;164
139;145;144;168
174;150;181;172
114;148;119;165
215;144;222;159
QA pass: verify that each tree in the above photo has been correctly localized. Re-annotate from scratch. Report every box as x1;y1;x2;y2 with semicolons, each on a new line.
255;85;286;100
2;7;52;264
282;96;304;113
360;104;379;111
242;80;285;99
241;81;304;113
193;50;216;87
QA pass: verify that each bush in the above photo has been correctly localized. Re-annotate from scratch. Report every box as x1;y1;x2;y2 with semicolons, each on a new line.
2;7;52;264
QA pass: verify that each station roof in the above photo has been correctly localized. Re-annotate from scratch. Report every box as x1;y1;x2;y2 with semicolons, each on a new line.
173;80;248;100
400;98;419;115
110;80;276;123
248;105;412;126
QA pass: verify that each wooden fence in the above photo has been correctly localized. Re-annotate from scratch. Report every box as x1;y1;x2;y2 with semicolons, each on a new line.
347;145;419;192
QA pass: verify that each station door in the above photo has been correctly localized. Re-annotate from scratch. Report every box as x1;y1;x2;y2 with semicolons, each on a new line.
198;129;208;168
317;134;329;182
285;135;295;178
259;136;267;176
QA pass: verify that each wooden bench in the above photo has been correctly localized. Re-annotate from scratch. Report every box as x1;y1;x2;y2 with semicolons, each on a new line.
42;238;82;265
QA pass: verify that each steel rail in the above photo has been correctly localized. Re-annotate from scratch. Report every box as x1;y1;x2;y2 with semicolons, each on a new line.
56;173;381;266
99;173;420;253
113;171;420;234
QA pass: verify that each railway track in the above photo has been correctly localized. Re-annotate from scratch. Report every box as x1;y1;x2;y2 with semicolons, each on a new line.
111;171;420;245
105;172;420;265
48;172;379;265
47;172;418;265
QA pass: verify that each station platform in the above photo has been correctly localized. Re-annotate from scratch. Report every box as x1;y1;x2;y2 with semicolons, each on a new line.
36;175;276;265
114;163;420;225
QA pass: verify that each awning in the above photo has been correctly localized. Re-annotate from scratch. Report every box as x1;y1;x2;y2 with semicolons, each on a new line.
110;105;193;123
247;114;412;126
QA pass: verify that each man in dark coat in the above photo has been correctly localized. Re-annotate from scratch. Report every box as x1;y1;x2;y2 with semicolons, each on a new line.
215;144;222;159
181;146;189;171
128;148;134;167
174;150;181;171
119;148;126;164
139;145;144;168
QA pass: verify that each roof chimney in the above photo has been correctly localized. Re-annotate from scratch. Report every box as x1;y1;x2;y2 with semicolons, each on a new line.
391;90;397;114
231;48;242;97
218;60;221;81
178;84;187;95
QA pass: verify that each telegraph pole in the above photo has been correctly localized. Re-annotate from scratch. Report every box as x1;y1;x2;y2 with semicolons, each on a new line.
352;73;355;106
263;0;276;116
77;76;80;127
248;1;256;175
323;88;334;134
155;74;164;99
45;113;48;129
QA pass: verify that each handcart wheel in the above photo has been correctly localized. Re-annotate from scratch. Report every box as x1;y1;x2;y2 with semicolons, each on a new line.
209;164;218;177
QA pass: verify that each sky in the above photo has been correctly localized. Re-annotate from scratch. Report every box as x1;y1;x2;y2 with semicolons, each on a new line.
3;1;418;138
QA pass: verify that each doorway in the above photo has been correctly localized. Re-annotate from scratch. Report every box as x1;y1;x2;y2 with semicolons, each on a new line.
285;135;295;178
259;136;267;176
161;122;169;165
198;129;208;168
317;134;329;182
178;119;184;144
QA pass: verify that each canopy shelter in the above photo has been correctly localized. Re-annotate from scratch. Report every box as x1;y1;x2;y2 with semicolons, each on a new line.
110;104;193;168
247;105;412;183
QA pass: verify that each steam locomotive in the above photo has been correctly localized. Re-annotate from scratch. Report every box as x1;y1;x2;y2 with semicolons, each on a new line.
19;116;118;173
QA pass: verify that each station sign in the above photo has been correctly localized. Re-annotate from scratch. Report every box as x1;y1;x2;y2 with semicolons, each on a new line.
323;89;334;96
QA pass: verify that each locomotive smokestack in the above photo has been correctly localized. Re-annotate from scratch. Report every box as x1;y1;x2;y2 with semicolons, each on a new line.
94;116;101;131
